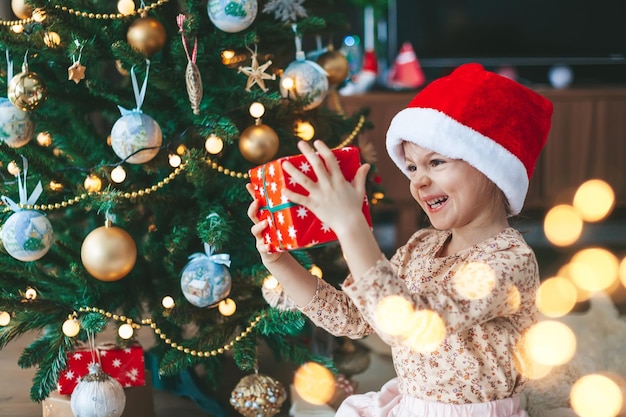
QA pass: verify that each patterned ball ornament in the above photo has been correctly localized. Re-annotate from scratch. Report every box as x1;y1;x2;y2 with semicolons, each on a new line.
280;59;329;110
1;210;53;261
8;63;48;112
110;113;162;164
207;0;258;33
71;363;126;417
180;244;232;308
81;220;137;281
0;97;34;148
230;373;287;417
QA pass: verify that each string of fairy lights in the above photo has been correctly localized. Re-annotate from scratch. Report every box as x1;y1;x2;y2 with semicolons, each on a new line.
0;0;368;359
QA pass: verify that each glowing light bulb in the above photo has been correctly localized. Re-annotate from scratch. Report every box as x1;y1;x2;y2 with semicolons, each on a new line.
37;131;52;147
218;298;236;316
168;153;182;168
11;25;24;34
310;265;323;279
49;180;63;192
111;166;126;183
249;102;265;119
0;311;11;326
7;161;20;176
62;318;81;337
118;323;134;339
281;77;294;91
176;144;187;155
43;31;61;48
162;296;175;309
25;288;37;300
31;8;46;22
296;121;315;141
263;275;279;290
205;134;224;154
117;0;135;15
84;174;102;193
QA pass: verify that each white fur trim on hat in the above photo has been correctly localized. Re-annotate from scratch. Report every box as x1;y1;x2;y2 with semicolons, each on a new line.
386;107;529;215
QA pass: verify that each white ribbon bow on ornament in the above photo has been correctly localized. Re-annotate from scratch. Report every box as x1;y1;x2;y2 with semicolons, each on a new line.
117;59;151;118
188;242;231;268
1;156;43;212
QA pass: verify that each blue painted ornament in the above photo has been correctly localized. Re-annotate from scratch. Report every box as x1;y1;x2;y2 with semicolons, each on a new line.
0;97;34;148
207;0;257;33
1;158;53;261
181;243;231;308
110;60;162;164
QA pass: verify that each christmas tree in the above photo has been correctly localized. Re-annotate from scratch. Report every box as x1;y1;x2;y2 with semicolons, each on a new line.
0;0;377;414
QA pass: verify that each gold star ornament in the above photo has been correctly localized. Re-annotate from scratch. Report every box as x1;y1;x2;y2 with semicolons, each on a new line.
238;53;276;92
68;62;86;84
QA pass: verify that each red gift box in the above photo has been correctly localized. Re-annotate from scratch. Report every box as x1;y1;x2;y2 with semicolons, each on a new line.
249;146;372;252
57;342;146;395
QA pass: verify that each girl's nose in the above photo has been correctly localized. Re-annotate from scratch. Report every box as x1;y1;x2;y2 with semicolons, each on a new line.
410;171;430;188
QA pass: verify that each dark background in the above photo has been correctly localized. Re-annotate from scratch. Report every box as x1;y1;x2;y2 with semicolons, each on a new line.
339;0;626;86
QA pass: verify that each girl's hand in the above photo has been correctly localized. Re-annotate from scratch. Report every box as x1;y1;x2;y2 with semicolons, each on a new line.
246;183;283;265
282;140;370;236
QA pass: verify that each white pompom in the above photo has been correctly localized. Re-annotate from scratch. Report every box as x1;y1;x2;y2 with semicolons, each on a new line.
70;362;126;417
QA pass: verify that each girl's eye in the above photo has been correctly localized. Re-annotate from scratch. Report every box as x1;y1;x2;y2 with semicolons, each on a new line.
406;164;417;172
430;159;445;167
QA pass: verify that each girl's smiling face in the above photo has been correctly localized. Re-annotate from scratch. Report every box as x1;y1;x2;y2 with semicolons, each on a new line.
402;141;508;237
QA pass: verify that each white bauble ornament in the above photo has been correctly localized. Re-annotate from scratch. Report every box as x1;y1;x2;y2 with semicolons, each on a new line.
0;97;34;148
207;0;257;33
1;210;53;261
71;363;126;417
180;250;231;308
110;113;162;164
279;59;329;110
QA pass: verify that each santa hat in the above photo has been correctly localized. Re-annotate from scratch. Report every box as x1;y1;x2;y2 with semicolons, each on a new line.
386;63;552;215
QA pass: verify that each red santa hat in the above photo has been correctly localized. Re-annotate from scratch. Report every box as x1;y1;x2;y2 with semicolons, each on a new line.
386;63;553;215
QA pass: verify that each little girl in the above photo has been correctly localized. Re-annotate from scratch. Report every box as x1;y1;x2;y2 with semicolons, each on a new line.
247;63;552;417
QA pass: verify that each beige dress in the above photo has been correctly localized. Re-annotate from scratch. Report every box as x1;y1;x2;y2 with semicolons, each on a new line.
300;227;539;412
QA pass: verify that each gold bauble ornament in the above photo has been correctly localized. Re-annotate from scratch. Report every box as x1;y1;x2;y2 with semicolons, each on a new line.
126;15;167;56
81;220;137;281
8;64;48;112
317;48;350;86
239;123;279;164
11;0;32;19
230;373;287;417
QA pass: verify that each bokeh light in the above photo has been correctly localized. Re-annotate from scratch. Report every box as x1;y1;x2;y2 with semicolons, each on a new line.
405;309;446;353
293;362;335;405
295;121;315;141
571;373;623;417
573;179;615;222
309;265;323;279
569;248;619;293
263;275;279;290
205;134;224;154
161;296;175;309
536;276;578;317
543;204;583;246
375;295;416;336
525;320;576;366
452;262;496;299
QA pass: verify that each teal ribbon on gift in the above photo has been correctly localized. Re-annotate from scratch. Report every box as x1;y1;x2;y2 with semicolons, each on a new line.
258;163;297;251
